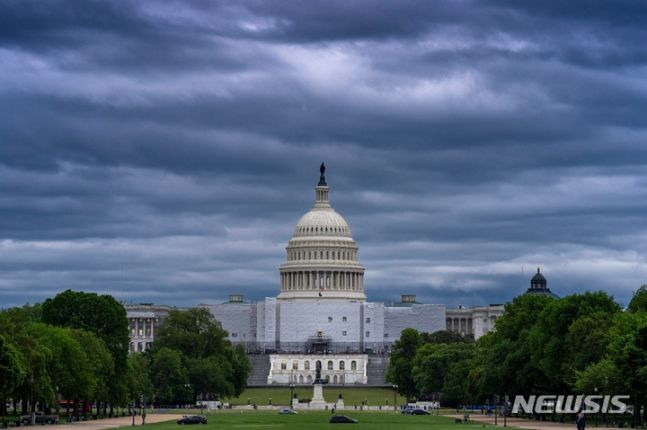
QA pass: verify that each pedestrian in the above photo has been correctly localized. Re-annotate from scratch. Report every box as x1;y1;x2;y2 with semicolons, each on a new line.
576;411;586;430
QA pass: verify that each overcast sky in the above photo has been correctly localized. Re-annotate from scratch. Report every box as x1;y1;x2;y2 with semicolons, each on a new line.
2;1;647;309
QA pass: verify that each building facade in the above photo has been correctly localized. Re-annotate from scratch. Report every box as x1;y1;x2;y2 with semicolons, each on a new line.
126;165;512;385
125;303;174;352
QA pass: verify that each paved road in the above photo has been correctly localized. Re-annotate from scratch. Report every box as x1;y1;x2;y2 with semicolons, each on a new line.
447;414;619;430
50;414;183;430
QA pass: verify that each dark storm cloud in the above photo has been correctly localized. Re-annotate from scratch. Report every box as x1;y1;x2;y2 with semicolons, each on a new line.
1;0;647;308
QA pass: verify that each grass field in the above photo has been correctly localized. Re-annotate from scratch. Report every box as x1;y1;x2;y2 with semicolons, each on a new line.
146;411;494;430
226;387;406;406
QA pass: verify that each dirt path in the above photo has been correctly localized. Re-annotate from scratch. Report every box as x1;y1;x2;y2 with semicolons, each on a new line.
51;414;183;430
446;414;618;430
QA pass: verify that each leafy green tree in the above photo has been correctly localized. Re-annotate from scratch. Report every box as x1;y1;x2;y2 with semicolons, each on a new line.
70;330;114;407
187;357;233;400
386;328;423;399
574;358;623;394
528;292;620;393
606;312;647;425
155;308;228;359
150;348;190;404
228;345;252;398
628;285;647;313
29;324;95;413
412;343;474;400
466;294;553;401
423;330;474;344
442;358;473;405
41;290;129;368
155;308;250;399
0;335;25;417
126;354;153;405
41;290;129;411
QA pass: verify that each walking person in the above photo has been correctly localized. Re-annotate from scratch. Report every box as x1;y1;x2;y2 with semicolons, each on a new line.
576;411;586;430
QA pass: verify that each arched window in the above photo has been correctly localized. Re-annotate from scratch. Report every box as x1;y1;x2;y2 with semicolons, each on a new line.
304;360;310;370
333;375;338;384
326;251;329;259
299;375;304;384
316;360;322;370
351;360;357;370
339;361;345;370
307;375;313;383
293;360;298;370
327;360;333;370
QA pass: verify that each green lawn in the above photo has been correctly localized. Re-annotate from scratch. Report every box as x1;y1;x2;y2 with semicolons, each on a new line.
144;411;496;430
226;387;406;407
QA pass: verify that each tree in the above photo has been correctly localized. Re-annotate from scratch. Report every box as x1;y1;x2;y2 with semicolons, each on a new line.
29;324;96;414
466;294;553;401
605;312;647;425
70;330;114;409
386;328;423;399
150;348;190;404
0;335;25;417
155;308;228;359
41;290;129;368
412;343;474;402
527;292;620;393
423;330;474;344
126;354;153;406
628;285;647;313
155;308;250;399
41;290;129;411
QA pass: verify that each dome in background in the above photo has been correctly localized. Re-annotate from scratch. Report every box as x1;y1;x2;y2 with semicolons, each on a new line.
278;163;366;301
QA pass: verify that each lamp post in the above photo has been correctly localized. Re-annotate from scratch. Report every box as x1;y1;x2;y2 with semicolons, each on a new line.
392;385;398;412
29;376;35;426
593;387;598;427
131;401;135;427
140;394;145;426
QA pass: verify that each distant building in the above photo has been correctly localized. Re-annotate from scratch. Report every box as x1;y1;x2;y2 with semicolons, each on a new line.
525;268;558;298
125;166;559;385
124;303;174;352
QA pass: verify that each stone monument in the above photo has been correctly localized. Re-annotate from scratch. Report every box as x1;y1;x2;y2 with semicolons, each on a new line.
310;362;327;409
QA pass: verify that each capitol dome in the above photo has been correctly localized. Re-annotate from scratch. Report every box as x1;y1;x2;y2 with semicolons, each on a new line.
278;164;366;301
293;209;352;238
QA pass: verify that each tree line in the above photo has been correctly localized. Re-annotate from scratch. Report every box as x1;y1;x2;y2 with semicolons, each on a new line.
386;286;647;425
0;290;250;420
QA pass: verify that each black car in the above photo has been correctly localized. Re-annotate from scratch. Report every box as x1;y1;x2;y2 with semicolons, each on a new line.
410;408;430;415
177;415;207;425
329;415;358;424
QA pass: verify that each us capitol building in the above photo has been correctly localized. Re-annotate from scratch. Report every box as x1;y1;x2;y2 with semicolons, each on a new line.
125;165;550;386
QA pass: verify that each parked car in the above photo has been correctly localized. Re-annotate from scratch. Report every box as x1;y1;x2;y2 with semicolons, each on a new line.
177;415;207;425
20;413;59;425
279;408;298;414
329;415;358;424
401;405;416;414
410;408;430;415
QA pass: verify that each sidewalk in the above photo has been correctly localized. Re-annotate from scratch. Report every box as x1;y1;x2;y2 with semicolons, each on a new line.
51;414;183;430
446;414;619;430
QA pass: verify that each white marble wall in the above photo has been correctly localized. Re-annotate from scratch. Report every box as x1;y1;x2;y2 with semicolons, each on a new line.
267;354;368;385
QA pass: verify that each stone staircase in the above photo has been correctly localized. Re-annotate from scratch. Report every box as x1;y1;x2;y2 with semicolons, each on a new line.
366;355;389;386
246;354;271;386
